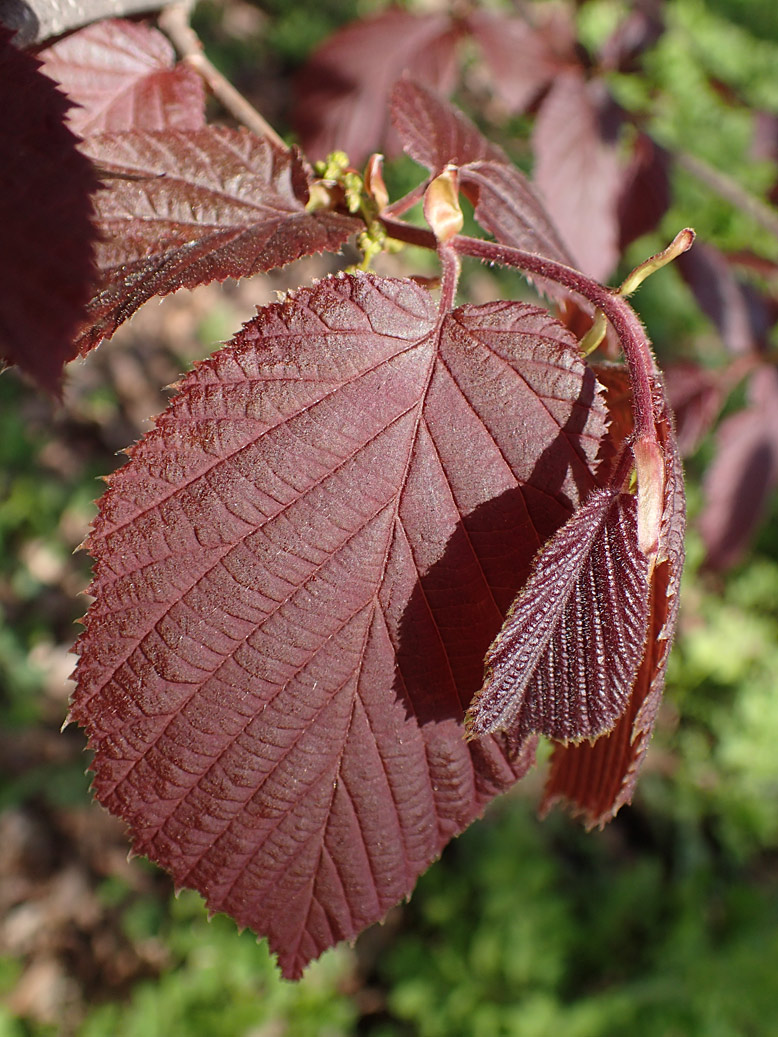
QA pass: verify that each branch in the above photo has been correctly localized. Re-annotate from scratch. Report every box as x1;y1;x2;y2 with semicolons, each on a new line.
158;2;285;148
674;148;778;242
0;0;175;46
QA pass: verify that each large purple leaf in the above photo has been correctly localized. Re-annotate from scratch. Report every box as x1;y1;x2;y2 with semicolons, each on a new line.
543;397;686;825
700;365;778;570
391;80;574;269
532;72;626;282
38;18;205;135
0;26;98;392
466;488;650;745
293;10;459;165
71;273;607;977
75;129;361;353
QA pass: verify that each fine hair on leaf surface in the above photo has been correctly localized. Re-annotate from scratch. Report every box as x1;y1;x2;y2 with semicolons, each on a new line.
0;2;701;980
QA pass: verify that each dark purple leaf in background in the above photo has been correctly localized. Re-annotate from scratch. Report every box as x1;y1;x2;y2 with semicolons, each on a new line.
468;7;575;114
75;128;361;353
38;19;205;135
678;241;775;354
700;364;778;570
71;273;607;977
532;72;626;282
664;361;723;456
293;10;460;165
0;26;98;392
467;488;650;745
617;133;671;251
599;0;665;73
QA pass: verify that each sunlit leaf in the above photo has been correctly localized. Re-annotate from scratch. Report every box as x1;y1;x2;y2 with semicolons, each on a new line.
76;129;361;353
72;273;607;976
39;18;205;135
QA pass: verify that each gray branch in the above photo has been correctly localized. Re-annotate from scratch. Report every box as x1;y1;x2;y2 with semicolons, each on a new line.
0;0;182;46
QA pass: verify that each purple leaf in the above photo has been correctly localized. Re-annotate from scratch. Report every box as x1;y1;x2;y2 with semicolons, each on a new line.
293;10;460;165
38;18;205;135
391;80;574;270
75;129;361;353
467;8;575;114
664;361;723;456
617;133;671;251
678;241;775;354
0;26;98;392
599;0;665;73
532;72;626;282
543;399;686;825
466;488;650;745
71;273;607;977
700;364;778;570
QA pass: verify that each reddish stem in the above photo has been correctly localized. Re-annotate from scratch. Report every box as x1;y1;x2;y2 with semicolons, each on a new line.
376;217;661;446
437;241;461;315
453;235;660;444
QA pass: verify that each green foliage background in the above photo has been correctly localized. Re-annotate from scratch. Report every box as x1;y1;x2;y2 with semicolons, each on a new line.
2;0;778;1034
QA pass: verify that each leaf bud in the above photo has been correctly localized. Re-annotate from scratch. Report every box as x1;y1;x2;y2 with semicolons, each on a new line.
423;164;463;243
364;154;389;211
632;436;664;561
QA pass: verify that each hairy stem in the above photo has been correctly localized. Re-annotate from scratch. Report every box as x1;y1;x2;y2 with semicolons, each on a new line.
158;1;285;148
437;241;461;315
378;213;438;251
454;235;661;443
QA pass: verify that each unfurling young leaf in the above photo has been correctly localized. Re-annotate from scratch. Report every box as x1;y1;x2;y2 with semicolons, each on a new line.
542;402;686;826
465;487;651;746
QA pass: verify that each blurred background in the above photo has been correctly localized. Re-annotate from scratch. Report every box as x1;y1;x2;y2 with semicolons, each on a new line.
2;0;778;1033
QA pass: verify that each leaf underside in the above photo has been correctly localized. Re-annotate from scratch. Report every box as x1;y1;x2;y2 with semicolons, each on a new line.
75;129;362;354
72;273;607;977
466;488;651;745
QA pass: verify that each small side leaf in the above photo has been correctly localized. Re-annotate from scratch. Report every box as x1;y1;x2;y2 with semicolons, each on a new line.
466;488;651;745
391;80;575;274
38;19;205;134
76;129;361;353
